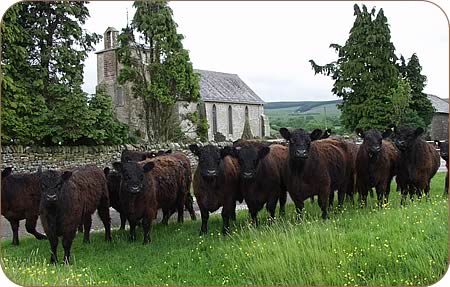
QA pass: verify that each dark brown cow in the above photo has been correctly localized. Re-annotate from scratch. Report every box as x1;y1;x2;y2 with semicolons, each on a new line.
39;165;111;264
279;128;351;219
113;160;157;244
103;167;127;229
389;125;440;204
355;128;399;207
169;152;196;220
230;144;288;225
1;168;47;245
189;144;241;235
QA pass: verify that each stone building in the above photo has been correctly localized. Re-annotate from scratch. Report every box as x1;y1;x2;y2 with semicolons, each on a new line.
427;94;448;141
95;27;269;141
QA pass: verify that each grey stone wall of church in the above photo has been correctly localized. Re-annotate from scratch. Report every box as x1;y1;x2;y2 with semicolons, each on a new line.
430;113;448;141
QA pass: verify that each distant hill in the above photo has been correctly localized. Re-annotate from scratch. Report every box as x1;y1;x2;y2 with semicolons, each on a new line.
265;100;343;113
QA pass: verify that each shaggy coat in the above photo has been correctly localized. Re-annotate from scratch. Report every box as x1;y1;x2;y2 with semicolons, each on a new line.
103;167;127;229
169;152;196;220
355;129;399;207
280;128;351;219
390;126;440;204
190;144;241;235
121;150;154;162
232;144;288;225
39;165;111;264
113;160;157;244
1;168;47;245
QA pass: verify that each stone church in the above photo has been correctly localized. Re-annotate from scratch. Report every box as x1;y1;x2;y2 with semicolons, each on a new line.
95;27;269;142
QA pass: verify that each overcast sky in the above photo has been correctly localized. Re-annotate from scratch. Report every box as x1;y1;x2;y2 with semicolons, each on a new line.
1;1;449;102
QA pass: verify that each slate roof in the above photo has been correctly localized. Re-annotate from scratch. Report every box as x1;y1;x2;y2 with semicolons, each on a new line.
195;69;265;105
427;94;448;114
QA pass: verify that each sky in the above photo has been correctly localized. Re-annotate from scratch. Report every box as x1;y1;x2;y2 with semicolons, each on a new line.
1;1;449;103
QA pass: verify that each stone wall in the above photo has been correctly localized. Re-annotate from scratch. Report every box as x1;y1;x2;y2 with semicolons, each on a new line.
0;142;231;174
430;113;448;141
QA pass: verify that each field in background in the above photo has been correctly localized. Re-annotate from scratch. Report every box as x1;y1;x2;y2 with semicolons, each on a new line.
264;100;343;135
0;173;448;286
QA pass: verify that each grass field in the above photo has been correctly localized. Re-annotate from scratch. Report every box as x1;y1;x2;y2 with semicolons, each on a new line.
1;173;448;286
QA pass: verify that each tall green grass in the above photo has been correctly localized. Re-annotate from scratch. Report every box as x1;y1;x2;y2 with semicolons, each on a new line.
1;173;448;286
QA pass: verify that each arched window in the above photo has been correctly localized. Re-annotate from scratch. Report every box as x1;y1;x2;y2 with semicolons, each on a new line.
116;86;124;106
228;106;233;134
260;115;265;137
245;106;249;119
212;104;217;134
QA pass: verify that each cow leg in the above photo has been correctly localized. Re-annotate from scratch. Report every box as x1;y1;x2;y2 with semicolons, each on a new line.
328;191;334;208
199;209;209;235
318;190;330;220
119;213;127;230
400;184;409;206
161;208;170;225
142;216;152;245
185;193;197;221
177;204;184;224
230;210;237;221
337;189;346;209
129;220;137;242
77;223;83;233
83;216;92;243
25;216;46;240
424;181;431;202
48;234;59;264
222;201;236;235
249;208;258;226
278;190;287;217
97;195;112;241
9;219;20;246
62;231;76;264
375;184;384;208
444;172;449;196
266;196;278;220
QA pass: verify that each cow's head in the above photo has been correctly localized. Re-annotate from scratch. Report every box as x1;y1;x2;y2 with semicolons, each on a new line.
38;169;72;203
113;161;155;194
356;128;391;158
435;140;449;162
279;128;322;161
231;145;270;180
189;144;230;180
1;167;12;178
388;124;424;151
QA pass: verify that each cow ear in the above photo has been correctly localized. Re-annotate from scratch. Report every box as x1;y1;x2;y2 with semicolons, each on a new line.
414;127;424;137
165;149;172;154
258;146;271;159
143;162;155;173
355;128;365;138
112;162;122;173
279;128;291;140
103;167;110;177
37;166;42;177
387;124;396;133
2;167;12;178
220;146;234;158
322;129;331;139
382;129;392;139
62;171;72;181
434;140;441;148
189;144;200;157
310;129;323;141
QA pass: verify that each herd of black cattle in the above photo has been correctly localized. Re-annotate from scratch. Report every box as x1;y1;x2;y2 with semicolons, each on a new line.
1;124;448;264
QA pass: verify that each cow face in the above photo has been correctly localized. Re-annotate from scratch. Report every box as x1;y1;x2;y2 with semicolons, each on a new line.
435;140;449;162
233;145;270;180
279;128;322;161
113;161;155;194
190;144;229;180
39;170;72;203
389;125;424;151
356;128;389;158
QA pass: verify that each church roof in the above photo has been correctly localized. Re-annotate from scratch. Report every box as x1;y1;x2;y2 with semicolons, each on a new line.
427;94;448;114
195;69;265;105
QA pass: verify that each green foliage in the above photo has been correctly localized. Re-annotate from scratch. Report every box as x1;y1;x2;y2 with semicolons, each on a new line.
389;79;425;128
117;0;200;143
310;4;400;131
399;54;435;127
1;174;447;286
1;2;130;146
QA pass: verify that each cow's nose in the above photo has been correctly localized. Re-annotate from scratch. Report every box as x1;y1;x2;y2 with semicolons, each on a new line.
206;169;217;176
46;194;57;201
295;150;307;157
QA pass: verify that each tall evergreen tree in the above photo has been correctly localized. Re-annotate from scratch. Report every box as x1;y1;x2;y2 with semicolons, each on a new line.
401;53;434;127
117;0;200;143
310;4;399;131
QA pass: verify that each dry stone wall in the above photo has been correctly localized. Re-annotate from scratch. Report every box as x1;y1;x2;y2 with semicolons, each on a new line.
0;142;231;174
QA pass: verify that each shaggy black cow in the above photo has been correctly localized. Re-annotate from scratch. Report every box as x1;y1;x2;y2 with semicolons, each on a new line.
103;167;127;229
230;144;288;225
39;165;111;264
280;128;351;219
189;144;241;235
435;140;448;195
355;128;399;207
389;125;440;204
1;168;46;245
